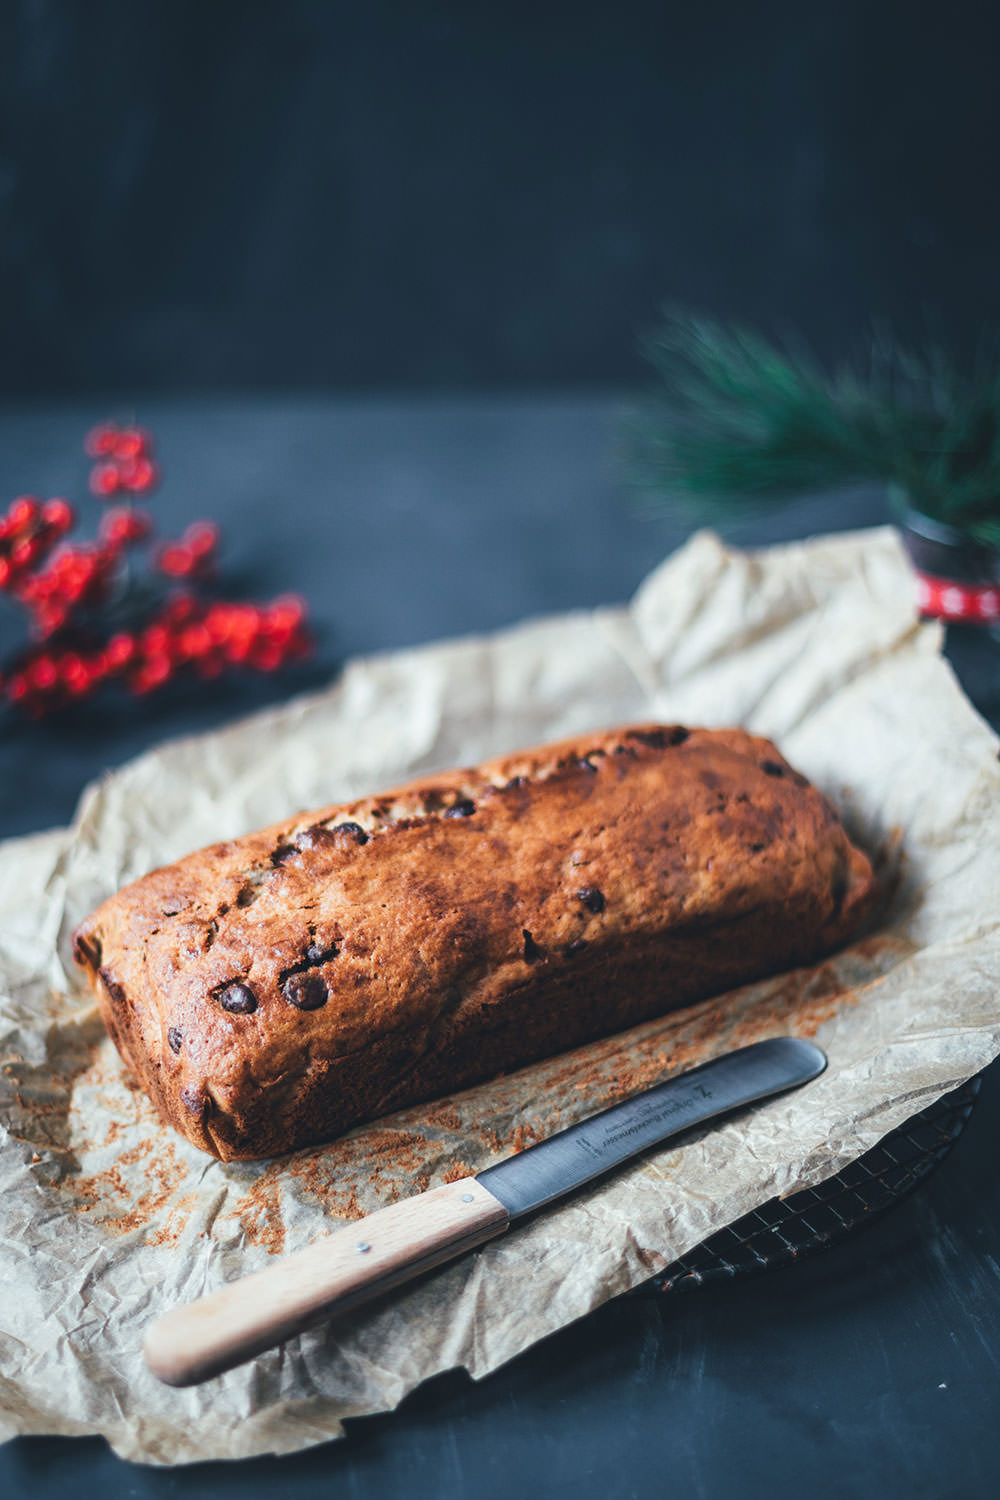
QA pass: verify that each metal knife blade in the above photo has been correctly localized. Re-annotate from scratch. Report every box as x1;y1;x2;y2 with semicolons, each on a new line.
476;1036;826;1219
144;1035;826;1386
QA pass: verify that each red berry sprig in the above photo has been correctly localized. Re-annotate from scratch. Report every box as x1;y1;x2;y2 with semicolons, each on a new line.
87;424;159;498
0;496;76;591
0;425;313;718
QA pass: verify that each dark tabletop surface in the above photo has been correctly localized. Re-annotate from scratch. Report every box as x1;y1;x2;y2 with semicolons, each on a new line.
1;396;997;1499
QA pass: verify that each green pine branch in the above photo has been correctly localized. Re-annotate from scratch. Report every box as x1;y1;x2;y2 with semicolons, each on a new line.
628;312;1000;547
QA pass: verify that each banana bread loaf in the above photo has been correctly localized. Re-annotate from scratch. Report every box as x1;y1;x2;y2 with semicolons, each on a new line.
72;725;876;1160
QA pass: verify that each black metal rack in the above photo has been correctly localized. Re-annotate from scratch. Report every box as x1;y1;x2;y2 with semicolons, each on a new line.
647;1076;982;1293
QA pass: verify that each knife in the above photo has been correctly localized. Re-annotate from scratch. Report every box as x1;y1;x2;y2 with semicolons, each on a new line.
144;1035;826;1386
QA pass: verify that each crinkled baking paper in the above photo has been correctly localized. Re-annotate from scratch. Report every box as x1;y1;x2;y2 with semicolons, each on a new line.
1;528;998;1464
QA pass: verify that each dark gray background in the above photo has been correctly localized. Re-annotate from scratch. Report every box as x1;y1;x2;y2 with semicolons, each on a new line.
1;0;998;396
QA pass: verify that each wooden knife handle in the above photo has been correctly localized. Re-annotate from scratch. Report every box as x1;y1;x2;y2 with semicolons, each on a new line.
143;1177;509;1387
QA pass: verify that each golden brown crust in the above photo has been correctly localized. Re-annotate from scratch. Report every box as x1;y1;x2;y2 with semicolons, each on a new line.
72;724;876;1160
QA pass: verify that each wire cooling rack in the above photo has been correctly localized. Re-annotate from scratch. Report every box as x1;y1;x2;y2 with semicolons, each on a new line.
645;1075;982;1294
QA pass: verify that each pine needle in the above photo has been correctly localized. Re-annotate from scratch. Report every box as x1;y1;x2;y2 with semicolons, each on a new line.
628;310;1000;545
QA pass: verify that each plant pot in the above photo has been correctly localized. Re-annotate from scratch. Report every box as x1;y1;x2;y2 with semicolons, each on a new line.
898;509;1000;626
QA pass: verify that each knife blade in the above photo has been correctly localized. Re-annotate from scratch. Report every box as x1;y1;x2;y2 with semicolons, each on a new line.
144;1036;825;1386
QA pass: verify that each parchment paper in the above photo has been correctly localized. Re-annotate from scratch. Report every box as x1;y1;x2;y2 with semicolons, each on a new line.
1;527;998;1466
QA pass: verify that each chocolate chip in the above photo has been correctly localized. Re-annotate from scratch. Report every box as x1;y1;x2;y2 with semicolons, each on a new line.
563;938;588;958
762;760;786;777
283;972;329;1009
504;776;529;790
332;821;369;844
167;1027;183;1055
577;886;605;914
99;968;126;1007
270;843;299;866
444;799;476;819
73;932;102;969
216;982;257;1014
576;757;598;773
304;942;339;965
522;930;545;963
180;1085;205;1117
631;726;689;750
747;842;766;853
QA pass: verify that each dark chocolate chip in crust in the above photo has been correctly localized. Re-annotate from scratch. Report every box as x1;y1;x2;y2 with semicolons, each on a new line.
283;971;329;1010
332;821;370;844
444;799;476;819
216;981;258;1014
304;942;339;965
631;726;689;750
270;843;299;866
99;968;126;1006
180;1085;206;1117
167;1026;183;1054
73;932;102;970
577;886;606;914
563;938;588;957
522;929;546;963
504;775;529;790
761;760;786;778
576;757;599;773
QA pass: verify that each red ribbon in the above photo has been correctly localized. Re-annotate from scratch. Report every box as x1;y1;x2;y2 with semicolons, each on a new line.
914;571;1000;623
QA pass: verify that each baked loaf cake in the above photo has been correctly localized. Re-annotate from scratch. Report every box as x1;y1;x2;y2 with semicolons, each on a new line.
73;725;876;1160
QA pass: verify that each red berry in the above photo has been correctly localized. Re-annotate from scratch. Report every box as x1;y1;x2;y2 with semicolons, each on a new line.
120;457;158;494
103;633;137;671
191;622;212;653
112;428;148;462
9;496;39;530
133;655;172;693
0;558;10;588
101;506;151;546
59;654;89;695
269;594;306;630
30;657;58;692
158;543;195;577
90;464;121;498
42;498;75;532
162;592;197;625
184;520;219;557
85;424;119;458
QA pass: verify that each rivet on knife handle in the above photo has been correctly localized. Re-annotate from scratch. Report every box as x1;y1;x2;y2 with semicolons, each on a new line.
144;1037;826;1386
